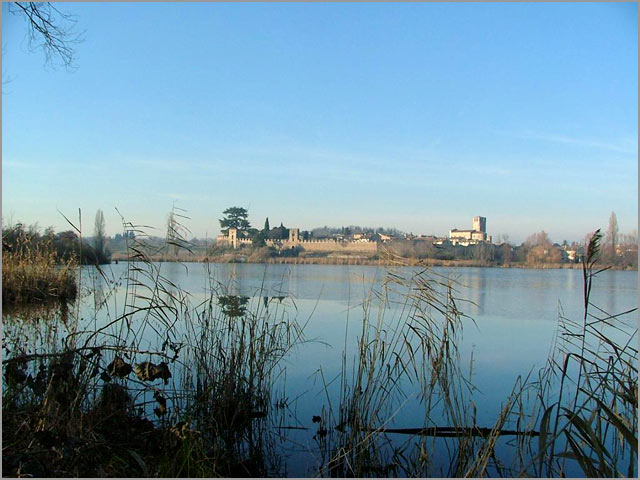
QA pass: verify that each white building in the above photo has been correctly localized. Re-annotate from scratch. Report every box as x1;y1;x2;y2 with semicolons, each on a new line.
449;216;492;245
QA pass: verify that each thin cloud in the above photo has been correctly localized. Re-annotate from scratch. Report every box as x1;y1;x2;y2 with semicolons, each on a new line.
3;160;35;168
132;158;190;171
520;131;637;155
156;192;211;202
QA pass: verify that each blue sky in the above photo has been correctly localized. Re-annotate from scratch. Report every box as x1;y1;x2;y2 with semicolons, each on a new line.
2;2;637;243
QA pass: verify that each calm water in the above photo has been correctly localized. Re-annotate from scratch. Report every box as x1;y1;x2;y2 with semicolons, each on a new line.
5;262;638;476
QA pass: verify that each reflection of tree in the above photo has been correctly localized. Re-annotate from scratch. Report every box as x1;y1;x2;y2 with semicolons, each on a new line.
218;295;250;317
262;296;287;309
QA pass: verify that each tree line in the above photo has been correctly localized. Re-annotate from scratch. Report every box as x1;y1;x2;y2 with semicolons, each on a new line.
218;207;403;244
217;206;636;268
2;210;112;265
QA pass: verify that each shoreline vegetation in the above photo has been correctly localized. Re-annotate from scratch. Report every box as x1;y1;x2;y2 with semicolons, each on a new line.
2;242;78;306
110;250;635;270
2;217;637;477
1;219;110;306
113;205;639;270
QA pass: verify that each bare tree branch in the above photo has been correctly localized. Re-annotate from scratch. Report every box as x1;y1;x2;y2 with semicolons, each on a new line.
8;2;84;69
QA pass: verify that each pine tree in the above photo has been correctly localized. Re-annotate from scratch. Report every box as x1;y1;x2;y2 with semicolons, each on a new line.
219;207;251;235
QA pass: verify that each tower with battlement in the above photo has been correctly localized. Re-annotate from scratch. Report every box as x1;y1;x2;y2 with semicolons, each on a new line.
228;228;238;249
472;216;486;234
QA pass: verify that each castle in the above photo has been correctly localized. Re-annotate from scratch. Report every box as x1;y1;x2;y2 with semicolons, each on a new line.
217;215;492;252
449;216;492;245
218;227;378;254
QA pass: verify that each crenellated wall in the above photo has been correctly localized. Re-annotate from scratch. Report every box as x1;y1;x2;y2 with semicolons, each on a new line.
219;227;378;253
284;238;377;253
304;241;376;253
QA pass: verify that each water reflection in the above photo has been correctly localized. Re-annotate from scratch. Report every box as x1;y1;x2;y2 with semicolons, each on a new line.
218;295;250;317
262;296;287;309
3;263;636;477
460;268;487;315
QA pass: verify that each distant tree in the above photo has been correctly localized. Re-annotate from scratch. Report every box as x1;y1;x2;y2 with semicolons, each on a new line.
246;227;260;245
93;209;109;262
500;243;513;264
267;222;289;241
264;217;270;232
473;242;494;263
219;207;251;236
524;230;562;264
604;211;619;264
619;229;638;269
54;230;80;261
252;230;267;247
524;231;551;248
619;229;637;246
43;226;55;242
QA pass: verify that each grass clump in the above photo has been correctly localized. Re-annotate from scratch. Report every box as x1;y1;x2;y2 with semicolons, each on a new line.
528;229;638;477
2;235;77;306
315;256;523;477
3;216;635;477
3;213;304;477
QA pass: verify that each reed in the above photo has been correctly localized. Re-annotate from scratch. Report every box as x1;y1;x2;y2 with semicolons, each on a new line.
525;229;638;477
2;212;306;477
2;218;635;477
313;250;529;477
2;235;77;306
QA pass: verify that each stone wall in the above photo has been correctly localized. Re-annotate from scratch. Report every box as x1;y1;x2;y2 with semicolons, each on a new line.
219;227;379;254
286;239;377;254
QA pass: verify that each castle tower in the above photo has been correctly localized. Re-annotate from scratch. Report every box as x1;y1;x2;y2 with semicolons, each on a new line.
472;216;486;233
472;216;487;242
289;228;300;244
228;228;238;249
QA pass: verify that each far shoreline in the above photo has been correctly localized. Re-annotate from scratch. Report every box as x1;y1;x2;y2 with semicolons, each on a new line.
109;253;637;271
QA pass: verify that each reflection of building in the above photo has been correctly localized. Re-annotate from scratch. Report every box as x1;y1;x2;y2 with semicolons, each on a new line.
449;216;492;246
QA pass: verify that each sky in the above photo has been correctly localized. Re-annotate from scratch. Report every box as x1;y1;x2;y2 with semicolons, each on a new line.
2;2;637;244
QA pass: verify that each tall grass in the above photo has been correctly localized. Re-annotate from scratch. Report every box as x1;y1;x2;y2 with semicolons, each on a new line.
2;212;306;477
311;250;534;477
311;244;636;478
2;219;636;477
2;235;77;306
527;229;638;477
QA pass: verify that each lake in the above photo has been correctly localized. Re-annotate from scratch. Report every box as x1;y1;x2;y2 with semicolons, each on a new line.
4;262;637;476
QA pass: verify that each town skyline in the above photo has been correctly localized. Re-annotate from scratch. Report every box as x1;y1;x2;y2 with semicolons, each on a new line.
2;3;637;244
